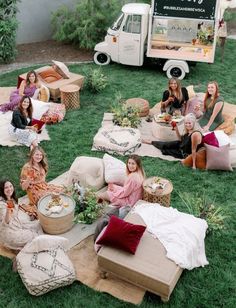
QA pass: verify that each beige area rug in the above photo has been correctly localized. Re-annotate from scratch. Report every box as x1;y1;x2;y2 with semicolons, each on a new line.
68;235;145;305
0;170;145;304
0;87;15;105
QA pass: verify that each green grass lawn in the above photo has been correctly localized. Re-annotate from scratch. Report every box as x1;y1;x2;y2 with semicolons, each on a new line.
0;40;236;308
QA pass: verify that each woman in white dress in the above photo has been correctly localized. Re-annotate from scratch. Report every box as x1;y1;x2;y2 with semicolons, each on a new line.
0;179;43;251
8;96;38;149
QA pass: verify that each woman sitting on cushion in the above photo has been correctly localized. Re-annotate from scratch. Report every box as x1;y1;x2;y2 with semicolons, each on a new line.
143;114;204;169
97;155;145;207
195;81;224;132
0;179;42;251
161;78;189;115
20;146;63;206
9;96;38;149
0;70;41;112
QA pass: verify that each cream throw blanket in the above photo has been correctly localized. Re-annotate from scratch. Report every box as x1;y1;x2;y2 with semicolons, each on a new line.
132;201;209;270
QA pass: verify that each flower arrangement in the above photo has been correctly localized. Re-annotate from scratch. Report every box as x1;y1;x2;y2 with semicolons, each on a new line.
64;182;104;224
178;192;227;233
111;95;141;128
197;25;214;45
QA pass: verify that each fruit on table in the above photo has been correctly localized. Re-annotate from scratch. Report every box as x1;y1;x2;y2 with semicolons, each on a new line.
163;114;172;122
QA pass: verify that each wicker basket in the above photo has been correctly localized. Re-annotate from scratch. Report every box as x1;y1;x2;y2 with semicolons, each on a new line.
143;177;173;207
38;193;75;234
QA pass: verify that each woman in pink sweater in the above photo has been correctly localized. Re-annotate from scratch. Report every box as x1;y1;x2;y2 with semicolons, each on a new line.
98;155;145;207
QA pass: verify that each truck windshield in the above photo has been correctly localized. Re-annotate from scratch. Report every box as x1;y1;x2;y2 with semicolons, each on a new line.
111;13;124;31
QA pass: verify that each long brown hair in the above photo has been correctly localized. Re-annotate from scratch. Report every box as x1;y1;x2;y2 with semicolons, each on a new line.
18;96;33;118
0;179;18;203
126;155;145;179
29;146;48;173
203;81;220;110
26;70;38;86
168;78;183;102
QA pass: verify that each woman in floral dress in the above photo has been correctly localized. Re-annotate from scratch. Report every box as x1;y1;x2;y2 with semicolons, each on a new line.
20;146;63;206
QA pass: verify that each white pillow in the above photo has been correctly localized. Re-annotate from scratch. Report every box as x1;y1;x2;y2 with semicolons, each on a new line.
52;60;70;79
214;130;231;146
22;235;69;253
16;235;76;296
103;154;127;185
31;98;50;120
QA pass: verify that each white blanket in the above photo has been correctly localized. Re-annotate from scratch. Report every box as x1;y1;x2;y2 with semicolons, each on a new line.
0;111;50;147
132;201;209;270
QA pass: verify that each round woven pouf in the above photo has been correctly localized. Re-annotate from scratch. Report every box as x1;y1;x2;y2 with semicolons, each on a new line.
60;84;80;110
125;98;150;117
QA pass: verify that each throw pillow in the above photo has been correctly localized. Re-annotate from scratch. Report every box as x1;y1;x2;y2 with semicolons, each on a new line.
96;215;146;254
31;99;50;120
203;132;219;147
67;156;105;190
182;149;206;169
214;130;231;146
186;85;196;99
205;143;233;171
16;235;75;296
38;67;62;83
38;86;50;102
52;60;70;79
103;153;126;185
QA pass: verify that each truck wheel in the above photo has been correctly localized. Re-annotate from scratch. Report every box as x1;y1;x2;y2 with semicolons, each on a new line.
166;66;186;80
94;52;111;65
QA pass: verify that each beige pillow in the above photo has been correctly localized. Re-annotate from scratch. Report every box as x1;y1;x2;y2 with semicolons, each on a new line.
186;85;196;99
205;143;233;171
67;156;105;190
103;153;127;185
16;235;76;296
52;60;70;79
38;85;50;102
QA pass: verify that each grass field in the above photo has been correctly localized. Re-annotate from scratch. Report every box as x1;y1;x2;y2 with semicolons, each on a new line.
0;40;236;308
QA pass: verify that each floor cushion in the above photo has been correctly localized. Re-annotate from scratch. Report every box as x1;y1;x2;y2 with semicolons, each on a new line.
182;148;206;169
38;67;63;83
67;156;105;190
97;210;183;302
16;235;76;296
124;98;150;117
215;114;235;135
93;126;141;156
41;103;66;124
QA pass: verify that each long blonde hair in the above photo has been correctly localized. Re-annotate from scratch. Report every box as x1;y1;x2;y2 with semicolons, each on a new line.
204;81;220;109
183;113;198;134
168;78;183;102
29;146;48;173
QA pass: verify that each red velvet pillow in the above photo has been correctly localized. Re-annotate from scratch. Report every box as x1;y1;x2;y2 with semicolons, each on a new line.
96;215;146;254
203;132;219;147
31;119;45;131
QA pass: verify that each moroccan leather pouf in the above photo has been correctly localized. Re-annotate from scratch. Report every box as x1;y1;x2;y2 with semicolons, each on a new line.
125;98;150;117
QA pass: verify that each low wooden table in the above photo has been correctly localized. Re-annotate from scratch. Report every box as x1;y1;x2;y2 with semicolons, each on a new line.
143;176;173;207
60;84;80;110
38;193;75;234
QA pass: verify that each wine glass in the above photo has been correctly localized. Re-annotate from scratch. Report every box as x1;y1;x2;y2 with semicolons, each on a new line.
171;121;176;130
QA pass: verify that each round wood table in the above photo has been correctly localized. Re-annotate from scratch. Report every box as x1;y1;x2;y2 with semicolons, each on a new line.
143;177;173;207
38;193;75;234
60;84;80;110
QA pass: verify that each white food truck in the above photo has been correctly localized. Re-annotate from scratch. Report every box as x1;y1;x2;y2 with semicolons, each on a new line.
94;0;220;79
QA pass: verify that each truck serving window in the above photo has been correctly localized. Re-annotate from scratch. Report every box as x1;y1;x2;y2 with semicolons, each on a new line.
111;13;124;31
123;15;141;34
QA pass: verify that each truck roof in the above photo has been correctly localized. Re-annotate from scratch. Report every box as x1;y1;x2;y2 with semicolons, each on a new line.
122;3;150;15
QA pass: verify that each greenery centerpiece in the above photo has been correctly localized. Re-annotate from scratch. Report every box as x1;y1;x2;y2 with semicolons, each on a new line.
111;94;141;128
178;192;227;233
64;182;104;224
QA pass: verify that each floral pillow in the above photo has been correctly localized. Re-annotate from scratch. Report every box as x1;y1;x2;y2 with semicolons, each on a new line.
40;103;66;124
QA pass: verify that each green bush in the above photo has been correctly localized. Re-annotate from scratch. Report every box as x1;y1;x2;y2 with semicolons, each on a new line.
86;68;108;93
0;0;19;63
51;0;124;50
